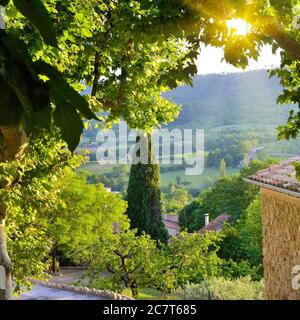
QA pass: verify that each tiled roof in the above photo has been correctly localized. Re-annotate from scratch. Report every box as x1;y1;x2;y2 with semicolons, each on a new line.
199;214;231;234
163;215;180;233
164;220;181;231
247;157;300;193
163;214;179;223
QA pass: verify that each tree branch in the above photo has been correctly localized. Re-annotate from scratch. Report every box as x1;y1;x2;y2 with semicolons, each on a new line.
91;52;100;97
265;23;300;61
106;265;116;274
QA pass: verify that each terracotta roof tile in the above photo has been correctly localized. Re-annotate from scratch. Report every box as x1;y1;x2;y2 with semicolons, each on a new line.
198;214;231;234
247;157;300;193
163;221;181;231
163;214;179;223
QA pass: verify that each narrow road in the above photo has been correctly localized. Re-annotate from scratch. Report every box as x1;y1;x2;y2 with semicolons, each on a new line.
15;268;107;300
16;285;107;300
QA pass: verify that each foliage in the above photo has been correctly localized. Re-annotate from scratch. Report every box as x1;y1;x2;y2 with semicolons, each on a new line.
87;229;222;297
1;1;99;152
0;0;200;299
220;159;227;178
126;136;168;243
87;165;129;192
3;0;300;300
294;162;300;181
179;174;252;231
178;201;203;231
179;160;275;232
218;224;245;262
238;195;263;267
221;259;263;281
162;183;191;215
239;159;276;178
7;0;296;150
6;0;200;133
185;0;300;139
175;276;264;300
1;130;83;292
217;196;264;280
47;171;129;265
163;232;223;290
87;229;164;298
206;133;259;168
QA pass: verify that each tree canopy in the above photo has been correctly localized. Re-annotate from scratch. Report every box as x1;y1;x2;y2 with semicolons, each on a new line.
3;0;300;150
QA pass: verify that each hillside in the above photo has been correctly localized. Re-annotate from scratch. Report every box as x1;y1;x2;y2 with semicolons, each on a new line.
80;70;300;190
165;70;292;131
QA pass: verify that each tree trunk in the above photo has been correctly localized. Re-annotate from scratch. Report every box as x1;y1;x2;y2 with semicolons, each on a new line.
0;126;28;300
130;283;139;299
0;213;12;300
265;23;300;61
51;244;59;274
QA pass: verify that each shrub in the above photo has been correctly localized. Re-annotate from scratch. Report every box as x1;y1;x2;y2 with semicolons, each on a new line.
175;276;264;300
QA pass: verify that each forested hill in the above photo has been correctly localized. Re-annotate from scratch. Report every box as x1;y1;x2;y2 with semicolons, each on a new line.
166;70;292;130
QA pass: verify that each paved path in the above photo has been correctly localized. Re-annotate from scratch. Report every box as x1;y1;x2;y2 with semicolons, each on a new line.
15;268;107;300
16;285;107;300
51;269;88;285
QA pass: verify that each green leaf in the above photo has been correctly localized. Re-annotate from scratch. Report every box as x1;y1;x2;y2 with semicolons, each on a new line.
13;0;57;47
33;61;99;120
0;0;10;6
0;33;31;62
53;102;83;152
32;105;52;130
3;61;32;113
0;77;23;125
293;162;300;181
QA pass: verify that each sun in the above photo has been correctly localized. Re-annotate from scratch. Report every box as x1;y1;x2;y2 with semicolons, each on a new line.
226;18;251;36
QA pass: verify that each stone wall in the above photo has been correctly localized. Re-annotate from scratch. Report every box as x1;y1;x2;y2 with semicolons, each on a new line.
262;188;300;300
31;279;134;300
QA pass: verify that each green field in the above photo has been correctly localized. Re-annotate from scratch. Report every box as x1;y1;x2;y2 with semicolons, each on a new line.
122;288;176;300
78;162;115;175
160;167;238;188
79;162;239;189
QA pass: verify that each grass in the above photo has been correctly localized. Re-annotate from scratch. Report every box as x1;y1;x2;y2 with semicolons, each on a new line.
122;288;177;300
77;162;115;175
78;162;239;189
160;167;239;188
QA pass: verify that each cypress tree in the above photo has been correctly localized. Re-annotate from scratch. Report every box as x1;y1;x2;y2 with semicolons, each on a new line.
126;134;168;243
220;158;227;178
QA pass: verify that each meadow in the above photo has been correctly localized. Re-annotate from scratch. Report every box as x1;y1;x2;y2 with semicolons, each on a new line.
79;161;239;189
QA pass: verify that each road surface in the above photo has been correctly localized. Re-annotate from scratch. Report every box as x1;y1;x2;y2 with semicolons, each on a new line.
15;269;107;300
16;284;107;300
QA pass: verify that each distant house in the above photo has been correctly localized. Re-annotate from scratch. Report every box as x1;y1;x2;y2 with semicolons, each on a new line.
163;214;180;237
198;213;230;234
245;157;300;300
240;147;263;167
248;147;263;161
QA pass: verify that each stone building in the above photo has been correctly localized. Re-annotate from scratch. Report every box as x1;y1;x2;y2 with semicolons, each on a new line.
246;157;300;300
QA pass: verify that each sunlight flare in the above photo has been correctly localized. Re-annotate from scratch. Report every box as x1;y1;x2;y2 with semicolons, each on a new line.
226;18;251;36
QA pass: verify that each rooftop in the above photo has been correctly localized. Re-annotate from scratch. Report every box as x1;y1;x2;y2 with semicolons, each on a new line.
246;157;300;195
163;214;179;224
199;214;231;234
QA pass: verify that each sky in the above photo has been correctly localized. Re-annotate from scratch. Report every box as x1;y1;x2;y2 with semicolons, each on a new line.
196;44;281;75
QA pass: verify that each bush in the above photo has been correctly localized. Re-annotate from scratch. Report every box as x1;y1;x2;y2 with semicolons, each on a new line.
221;259;263;281
175;276;264;300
